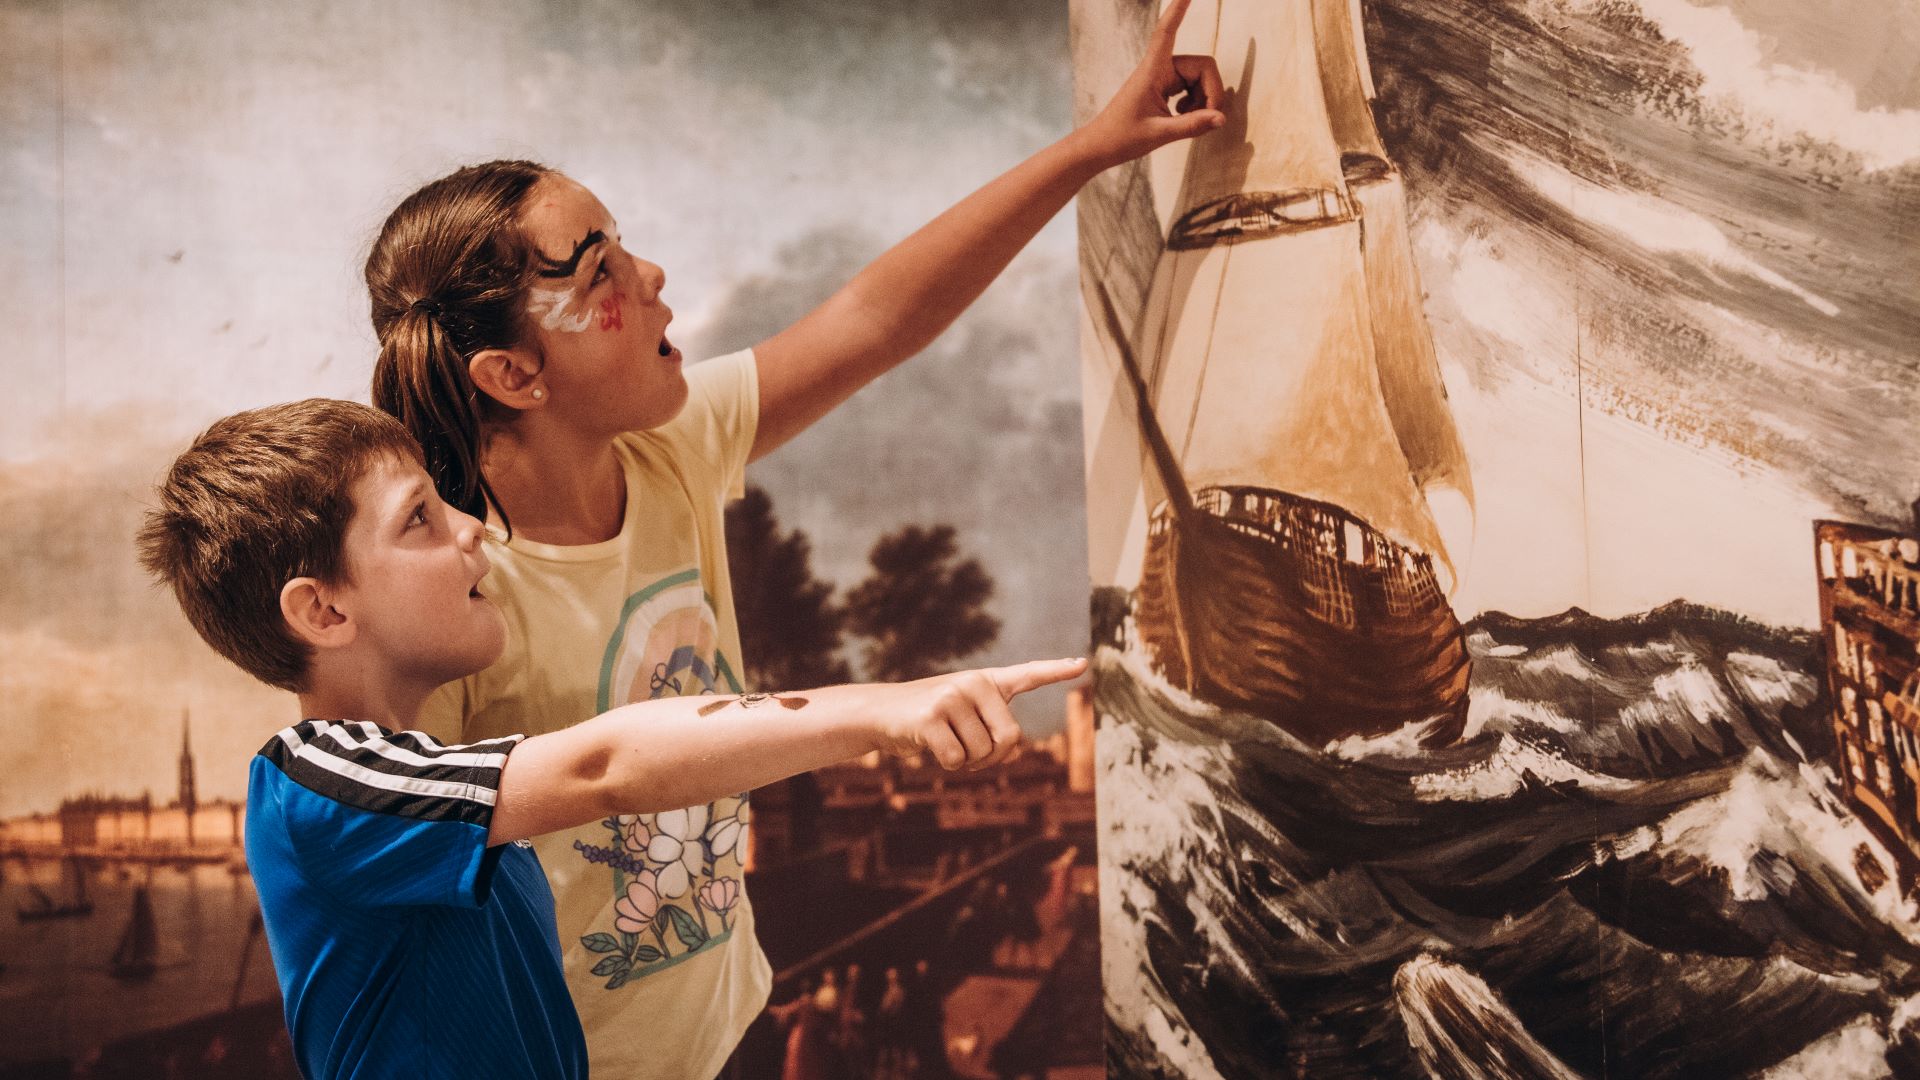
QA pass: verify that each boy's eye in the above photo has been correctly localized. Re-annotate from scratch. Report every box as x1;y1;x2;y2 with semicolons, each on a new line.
592;262;610;283
407;504;428;528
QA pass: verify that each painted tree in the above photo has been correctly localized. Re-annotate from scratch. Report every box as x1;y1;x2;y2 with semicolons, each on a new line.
844;524;1000;682
724;486;852;691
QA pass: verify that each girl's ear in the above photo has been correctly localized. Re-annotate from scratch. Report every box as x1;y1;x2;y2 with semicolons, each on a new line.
469;348;546;410
281;577;355;650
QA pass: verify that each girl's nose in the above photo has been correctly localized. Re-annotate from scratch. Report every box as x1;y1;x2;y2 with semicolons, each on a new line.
635;258;666;301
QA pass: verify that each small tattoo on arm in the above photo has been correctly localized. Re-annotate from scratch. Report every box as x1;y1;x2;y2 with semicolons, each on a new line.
698;692;811;716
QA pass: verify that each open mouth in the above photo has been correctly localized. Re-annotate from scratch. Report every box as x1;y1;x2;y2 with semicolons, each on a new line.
658;336;675;358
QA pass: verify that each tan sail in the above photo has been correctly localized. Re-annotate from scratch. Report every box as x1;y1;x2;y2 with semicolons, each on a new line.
1166;0;1350;248
1134;220;1448;560
1310;0;1388;171
1347;0;1378;100
1354;175;1473;504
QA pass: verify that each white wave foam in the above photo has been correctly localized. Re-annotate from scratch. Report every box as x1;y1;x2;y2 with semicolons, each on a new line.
1619;659;1740;730
1517;644;1599;680
1395;954;1586;1080
1105;643;1224;723
1758;1011;1891;1080
1727;651;1820;710
1095;713;1232;1080
1412;733;1636;801
1653;752;1920;935
1325;715;1454;761
1329;681;1588;762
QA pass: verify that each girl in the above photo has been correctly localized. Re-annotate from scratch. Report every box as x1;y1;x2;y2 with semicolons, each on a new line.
365;3;1222;1076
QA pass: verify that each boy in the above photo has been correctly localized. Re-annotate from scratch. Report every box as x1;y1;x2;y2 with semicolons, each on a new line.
136;399;1083;1080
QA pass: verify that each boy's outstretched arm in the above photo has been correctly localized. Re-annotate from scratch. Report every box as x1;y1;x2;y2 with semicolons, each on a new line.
485;657;1086;846
748;0;1224;462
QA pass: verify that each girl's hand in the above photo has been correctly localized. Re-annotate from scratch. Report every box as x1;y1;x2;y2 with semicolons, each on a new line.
867;657;1089;771
1075;0;1227;171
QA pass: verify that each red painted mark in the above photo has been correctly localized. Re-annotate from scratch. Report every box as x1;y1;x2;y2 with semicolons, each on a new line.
597;293;625;332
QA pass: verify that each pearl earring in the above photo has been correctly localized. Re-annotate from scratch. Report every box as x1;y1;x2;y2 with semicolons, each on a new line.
531;388;545;400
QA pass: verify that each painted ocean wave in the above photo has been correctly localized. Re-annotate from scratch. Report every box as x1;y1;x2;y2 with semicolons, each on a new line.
1099;602;1920;1079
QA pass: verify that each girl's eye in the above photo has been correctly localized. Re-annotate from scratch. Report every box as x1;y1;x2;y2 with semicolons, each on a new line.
593;261;610;283
408;505;428;528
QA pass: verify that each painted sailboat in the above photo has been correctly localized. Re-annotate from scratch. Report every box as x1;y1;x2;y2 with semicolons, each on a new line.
109;885;159;980
1098;0;1473;745
17;856;94;921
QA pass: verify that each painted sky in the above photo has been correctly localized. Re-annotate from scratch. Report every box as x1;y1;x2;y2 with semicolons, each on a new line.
0;0;1084;816
6;0;1917;813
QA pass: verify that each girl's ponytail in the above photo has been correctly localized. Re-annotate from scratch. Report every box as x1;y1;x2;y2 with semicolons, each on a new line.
366;160;551;536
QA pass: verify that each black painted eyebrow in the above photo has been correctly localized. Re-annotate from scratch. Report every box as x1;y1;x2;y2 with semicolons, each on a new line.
534;229;607;279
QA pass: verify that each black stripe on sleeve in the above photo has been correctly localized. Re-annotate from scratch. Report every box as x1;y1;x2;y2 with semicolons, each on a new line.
255;721;521;827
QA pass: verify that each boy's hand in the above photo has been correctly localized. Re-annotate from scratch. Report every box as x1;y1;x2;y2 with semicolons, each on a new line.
1075;0;1227;170
870;658;1089;771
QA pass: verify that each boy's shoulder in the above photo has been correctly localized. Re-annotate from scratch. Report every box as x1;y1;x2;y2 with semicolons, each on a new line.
251;719;521;826
247;720;530;911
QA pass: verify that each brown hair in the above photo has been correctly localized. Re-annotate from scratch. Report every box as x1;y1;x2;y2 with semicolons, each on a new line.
366;159;552;535
136;400;424;693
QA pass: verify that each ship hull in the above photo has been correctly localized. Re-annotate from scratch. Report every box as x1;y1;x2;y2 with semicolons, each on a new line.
1136;486;1471;746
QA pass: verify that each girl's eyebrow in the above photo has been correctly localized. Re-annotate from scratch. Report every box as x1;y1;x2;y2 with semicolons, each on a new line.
535;229;607;279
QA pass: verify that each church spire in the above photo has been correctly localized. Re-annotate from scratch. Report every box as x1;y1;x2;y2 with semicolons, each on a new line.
178;709;197;824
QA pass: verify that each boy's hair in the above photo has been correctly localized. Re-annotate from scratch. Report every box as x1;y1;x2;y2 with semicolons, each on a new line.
137;399;425;693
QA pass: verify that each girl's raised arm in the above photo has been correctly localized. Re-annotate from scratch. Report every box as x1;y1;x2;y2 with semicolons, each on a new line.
748;0;1224;461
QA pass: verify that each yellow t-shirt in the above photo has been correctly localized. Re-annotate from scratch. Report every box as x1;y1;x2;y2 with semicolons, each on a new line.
419;350;769;1080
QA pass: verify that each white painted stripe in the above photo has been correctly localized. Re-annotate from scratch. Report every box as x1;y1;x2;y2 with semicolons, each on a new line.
292;741;500;808
315;721;518;771
275;725;309;755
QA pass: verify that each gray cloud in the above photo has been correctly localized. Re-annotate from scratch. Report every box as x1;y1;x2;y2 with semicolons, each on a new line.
686;223;1090;729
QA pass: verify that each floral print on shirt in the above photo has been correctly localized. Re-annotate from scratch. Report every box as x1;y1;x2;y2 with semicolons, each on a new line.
575;571;750;989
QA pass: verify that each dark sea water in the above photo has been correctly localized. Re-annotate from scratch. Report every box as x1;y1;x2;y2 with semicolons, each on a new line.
0;861;280;1067
1098;603;1920;1079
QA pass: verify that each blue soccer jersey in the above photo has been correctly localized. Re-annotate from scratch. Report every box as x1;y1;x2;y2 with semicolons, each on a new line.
246;720;587;1080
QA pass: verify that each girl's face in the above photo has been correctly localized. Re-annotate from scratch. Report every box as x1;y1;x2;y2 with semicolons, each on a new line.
516;174;687;436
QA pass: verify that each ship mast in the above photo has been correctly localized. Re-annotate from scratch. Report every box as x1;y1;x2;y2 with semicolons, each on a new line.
1312;0;1477;579
1129;0;1452;563
1310;0;1388;176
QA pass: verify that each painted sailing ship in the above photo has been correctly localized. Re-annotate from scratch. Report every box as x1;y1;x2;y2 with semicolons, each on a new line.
1095;0;1474;745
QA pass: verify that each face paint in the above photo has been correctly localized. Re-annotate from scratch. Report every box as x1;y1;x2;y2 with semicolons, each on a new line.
526;286;593;334
597;293;625;332
534;229;606;280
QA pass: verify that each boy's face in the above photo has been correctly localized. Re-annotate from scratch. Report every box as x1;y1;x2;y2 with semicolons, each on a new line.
335;454;506;689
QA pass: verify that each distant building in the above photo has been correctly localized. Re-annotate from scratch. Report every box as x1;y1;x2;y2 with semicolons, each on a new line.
1817;520;1920;864
746;689;1097;877
0;709;242;858
1065;683;1096;794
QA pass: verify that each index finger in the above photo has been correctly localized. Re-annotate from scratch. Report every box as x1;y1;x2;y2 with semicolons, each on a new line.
1149;0;1195;55
990;657;1090;699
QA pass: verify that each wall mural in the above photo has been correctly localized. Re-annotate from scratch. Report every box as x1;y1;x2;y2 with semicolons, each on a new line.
1073;0;1920;1076
0;2;1097;1076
